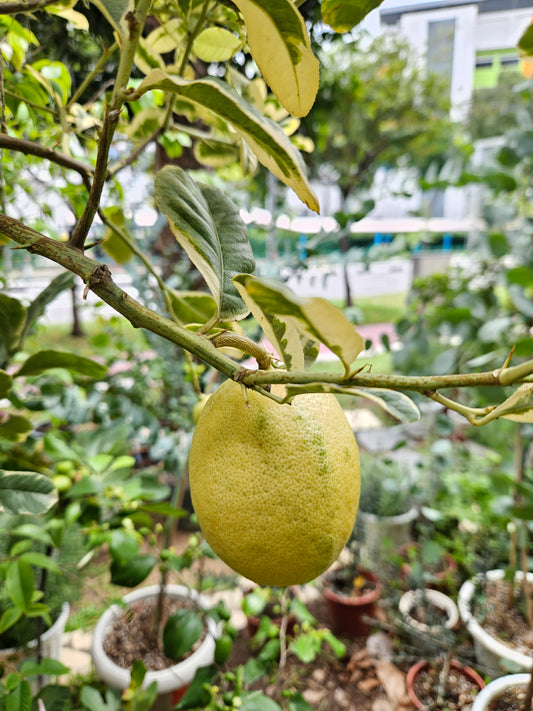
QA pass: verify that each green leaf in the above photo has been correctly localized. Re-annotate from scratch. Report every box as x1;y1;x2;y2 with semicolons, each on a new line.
233;274;364;373
19;551;60;573
137;72;319;212
0;294;26;368
19;658;69;677
322;628;347;658
163;609;204;661
16;350;107;378
130;660;147;688
321;0;384;32
108;529;139;566
176;665;217;709
0;369;12;398
284;384;420;423
88;0;133;35
33;684;72;711
0;470;57;514
155;166;255;321
101;207;135;265
169;291;218;326
518;23;533;56
0;414;33;441
477;317;513;343
7;559;34;612
289;598;316;624
193;27;241;62
287;692;315;711
110;554;157;587
509;285;533;318
507;266;533;286
289;634;320;663
0;606;23;635
241;692;282;711
12;523;54;545
232;0;319;117
5;678;31;711
498;384;533;423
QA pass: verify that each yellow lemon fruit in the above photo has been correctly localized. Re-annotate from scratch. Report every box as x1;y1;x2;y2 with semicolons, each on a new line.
188;379;360;586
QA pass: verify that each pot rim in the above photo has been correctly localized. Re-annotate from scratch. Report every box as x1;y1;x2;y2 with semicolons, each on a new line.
458;569;533;671
471;673;531;711
91;584;218;693
322;568;381;606
399;588;459;632
358;505;418;525
406;658;485;709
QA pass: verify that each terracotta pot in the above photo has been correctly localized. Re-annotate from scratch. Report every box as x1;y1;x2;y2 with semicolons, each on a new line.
406;658;485;709
471;673;531;711
322;569;381;637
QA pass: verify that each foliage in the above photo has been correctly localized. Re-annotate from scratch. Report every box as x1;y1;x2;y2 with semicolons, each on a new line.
357;454;417;517
299;31;455;201
1;0;533;706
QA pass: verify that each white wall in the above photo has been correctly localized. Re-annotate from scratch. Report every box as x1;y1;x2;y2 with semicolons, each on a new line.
398;4;478;121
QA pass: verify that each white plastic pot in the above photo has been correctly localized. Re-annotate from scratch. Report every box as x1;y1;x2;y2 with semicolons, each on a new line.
399;588;459;633
458;569;533;677
472;673;531;711
91;585;218;702
0;602;70;687
357;506;418;567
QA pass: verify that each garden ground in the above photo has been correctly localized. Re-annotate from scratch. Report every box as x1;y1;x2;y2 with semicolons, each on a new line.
62;528;478;711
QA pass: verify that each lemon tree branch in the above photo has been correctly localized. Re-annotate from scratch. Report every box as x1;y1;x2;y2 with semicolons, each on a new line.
3;214;533;421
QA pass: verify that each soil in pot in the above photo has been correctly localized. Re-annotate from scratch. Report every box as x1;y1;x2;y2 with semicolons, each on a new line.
103;595;207;671
409;659;485;710
326;569;378;598
488;685;529;711
475;578;533;656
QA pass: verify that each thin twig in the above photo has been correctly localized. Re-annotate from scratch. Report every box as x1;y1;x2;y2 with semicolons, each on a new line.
0;134;93;188
0;0;58;14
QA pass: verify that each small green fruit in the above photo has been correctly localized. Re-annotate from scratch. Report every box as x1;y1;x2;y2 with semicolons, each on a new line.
214;633;233;665
192;394;210;425
52;474;72;493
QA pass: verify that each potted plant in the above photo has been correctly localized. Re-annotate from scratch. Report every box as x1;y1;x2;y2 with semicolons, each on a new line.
320;545;382;637
472;673;533;711
398;587;459;655
406;656;485;710
458;569;533;677
91;583;220;708
87;475;225;710
354;455;419;569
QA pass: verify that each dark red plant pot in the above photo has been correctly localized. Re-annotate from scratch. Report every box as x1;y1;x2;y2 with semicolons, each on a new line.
323;570;381;637
406;659;485;709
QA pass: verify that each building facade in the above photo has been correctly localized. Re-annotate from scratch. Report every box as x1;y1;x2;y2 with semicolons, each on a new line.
380;0;533;121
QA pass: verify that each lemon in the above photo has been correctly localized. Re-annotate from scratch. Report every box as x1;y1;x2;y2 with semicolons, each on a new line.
188;379;360;586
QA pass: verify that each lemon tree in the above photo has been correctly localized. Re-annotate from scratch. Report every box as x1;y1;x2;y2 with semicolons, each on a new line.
189;380;360;586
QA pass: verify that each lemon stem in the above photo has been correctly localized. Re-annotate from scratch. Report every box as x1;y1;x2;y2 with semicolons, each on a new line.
212;332;274;370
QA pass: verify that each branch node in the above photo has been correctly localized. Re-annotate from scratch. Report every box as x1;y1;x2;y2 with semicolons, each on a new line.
83;264;112;300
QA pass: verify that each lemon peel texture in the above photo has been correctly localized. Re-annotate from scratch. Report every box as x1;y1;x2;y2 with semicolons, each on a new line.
189;379;360;586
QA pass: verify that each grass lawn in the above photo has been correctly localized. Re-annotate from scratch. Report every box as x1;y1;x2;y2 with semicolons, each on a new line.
335;292;407;324
25;317;148;357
